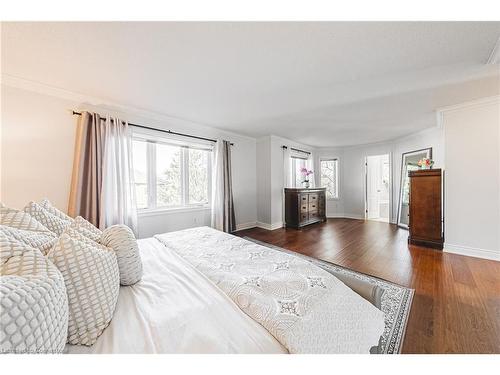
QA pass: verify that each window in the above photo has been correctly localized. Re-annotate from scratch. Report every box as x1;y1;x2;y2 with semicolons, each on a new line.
132;136;211;211
320;159;339;199
290;156;307;187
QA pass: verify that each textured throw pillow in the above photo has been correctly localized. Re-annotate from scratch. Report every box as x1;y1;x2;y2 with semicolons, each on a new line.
0;208;53;234
47;234;119;346
0;202;18;214
0;234;68;353
62;226;108;251
70;216;103;242
23;201;71;236
100;225;143;285
0;225;57;255
40;198;73;223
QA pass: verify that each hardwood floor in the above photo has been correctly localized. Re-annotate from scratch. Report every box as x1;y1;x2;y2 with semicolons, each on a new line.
237;218;500;354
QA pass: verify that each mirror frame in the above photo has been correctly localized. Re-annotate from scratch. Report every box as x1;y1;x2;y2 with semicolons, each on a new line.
397;147;432;229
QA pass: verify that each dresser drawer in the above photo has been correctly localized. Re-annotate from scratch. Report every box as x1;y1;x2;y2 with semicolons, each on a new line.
308;211;319;221
308;202;318;211
300;212;309;222
300;203;308;212
309;193;318;203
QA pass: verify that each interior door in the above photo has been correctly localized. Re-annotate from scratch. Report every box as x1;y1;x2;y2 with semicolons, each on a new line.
366;157;380;219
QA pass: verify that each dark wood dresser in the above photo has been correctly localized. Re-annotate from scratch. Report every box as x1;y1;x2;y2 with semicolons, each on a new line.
284;188;326;228
408;169;444;249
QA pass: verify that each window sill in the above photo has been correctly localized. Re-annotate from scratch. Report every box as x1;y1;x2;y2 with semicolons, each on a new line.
138;205;211;217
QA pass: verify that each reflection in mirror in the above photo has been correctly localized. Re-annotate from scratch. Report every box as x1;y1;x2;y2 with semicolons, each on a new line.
397;148;432;228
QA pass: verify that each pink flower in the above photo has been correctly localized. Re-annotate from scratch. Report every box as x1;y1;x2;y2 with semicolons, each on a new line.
300;168;313;176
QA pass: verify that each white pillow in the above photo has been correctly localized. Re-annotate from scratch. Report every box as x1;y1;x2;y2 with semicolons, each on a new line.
101;225;143;285
71;216;103;242
47;234;119;346
0;208;53;234
0;225;57;255
23;201;70;236
40;198;73;223
0;234;68;353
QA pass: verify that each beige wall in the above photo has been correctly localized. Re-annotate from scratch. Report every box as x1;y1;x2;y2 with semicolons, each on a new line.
1;84;76;212
442;97;500;260
1;84;258;237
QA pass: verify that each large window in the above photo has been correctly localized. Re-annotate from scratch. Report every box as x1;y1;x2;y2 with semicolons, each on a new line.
132;136;211;211
290;156;307;187
320;159;339;199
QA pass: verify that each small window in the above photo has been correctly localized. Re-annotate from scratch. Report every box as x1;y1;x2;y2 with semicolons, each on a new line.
290;156;307;188
132;139;148;209
132;134;212;211
320;159;339;199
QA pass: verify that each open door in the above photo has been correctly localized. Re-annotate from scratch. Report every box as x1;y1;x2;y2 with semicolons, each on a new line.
365;154;390;222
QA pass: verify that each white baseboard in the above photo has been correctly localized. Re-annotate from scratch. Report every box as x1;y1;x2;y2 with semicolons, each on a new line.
234;222;257;231
444;243;500;262
343;213;365;220
256;221;284;231
326;213;345;218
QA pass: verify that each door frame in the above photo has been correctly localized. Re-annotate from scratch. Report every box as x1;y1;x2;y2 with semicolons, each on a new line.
364;153;392;222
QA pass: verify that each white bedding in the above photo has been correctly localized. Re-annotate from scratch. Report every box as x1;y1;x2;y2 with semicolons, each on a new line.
155;227;385;354
66;237;287;354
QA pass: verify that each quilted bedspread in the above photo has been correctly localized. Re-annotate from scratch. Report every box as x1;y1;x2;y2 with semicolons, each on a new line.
155;227;385;353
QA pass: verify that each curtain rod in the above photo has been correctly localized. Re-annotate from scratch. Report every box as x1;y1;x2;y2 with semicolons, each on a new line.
72;111;234;146
282;145;311;155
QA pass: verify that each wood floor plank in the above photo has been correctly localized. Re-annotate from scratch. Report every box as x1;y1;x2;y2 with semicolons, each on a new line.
236;218;500;354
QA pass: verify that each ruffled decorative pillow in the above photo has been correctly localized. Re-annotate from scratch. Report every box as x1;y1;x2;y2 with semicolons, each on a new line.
0;225;57;255
0;234;68;353
23;201;71;236
47;234;119;346
39;198;73;223
101;225;143;285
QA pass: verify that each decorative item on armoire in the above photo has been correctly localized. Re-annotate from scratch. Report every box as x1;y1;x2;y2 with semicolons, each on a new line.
300;167;314;188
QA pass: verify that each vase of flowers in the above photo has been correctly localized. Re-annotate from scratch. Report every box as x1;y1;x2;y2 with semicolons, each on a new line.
300;167;314;188
417;158;434;169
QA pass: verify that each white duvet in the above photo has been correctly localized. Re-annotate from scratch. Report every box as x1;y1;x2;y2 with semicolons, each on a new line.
155;227;385;354
66;237;286;354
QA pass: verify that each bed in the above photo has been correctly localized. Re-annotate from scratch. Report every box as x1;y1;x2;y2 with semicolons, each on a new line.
66;227;385;354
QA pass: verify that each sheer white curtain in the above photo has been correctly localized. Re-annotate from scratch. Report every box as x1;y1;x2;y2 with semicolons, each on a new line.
211;139;236;232
101;117;138;234
306;151;316;188
282;146;293;226
283;146;292;188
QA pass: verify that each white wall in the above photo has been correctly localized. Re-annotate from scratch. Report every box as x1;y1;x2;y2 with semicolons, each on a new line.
256;136;271;226
442;97;500;261
316;126;444;222
1;84;258;238
255;134;314;229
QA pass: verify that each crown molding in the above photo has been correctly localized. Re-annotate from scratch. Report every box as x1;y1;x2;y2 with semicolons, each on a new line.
486;37;500;65
436;95;500;114
1;73;257;142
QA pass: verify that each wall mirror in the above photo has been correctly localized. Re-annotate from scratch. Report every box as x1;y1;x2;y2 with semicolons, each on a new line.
397;148;432;228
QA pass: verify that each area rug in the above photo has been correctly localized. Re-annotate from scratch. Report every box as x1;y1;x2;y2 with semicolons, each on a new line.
243;237;414;354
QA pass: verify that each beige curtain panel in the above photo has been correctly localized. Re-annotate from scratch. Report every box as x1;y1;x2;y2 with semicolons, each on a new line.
68;112;106;228
68;111;137;233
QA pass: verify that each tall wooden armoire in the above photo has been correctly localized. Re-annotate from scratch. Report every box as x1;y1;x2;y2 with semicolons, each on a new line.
408;169;444;249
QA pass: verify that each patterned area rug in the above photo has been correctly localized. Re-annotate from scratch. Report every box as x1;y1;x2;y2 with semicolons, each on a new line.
244;237;414;354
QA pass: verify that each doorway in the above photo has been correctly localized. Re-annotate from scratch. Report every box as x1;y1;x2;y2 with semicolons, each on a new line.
365;154;391;222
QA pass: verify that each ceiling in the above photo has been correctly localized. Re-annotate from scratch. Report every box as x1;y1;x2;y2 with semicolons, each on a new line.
2;22;499;147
